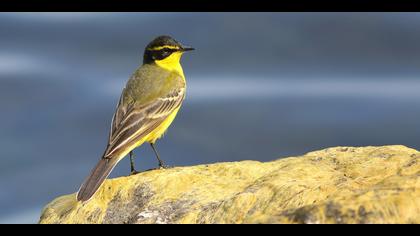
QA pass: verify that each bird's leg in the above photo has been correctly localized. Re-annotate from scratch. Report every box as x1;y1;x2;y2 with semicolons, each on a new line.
150;143;168;169
130;151;139;175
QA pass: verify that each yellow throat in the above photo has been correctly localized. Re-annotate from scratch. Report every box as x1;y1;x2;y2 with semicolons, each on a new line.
155;51;185;76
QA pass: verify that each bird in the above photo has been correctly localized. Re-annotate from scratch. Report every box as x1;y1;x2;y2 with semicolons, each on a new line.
76;35;194;202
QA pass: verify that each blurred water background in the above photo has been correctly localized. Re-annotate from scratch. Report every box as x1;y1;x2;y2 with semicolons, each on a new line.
1;12;420;223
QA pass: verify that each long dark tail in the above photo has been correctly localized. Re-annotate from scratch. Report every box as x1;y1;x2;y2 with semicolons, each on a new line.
77;157;119;202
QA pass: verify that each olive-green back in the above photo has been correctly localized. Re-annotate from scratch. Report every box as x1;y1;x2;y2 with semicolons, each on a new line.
122;63;186;107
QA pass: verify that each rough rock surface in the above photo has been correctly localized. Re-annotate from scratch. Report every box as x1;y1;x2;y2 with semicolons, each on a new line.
39;145;420;224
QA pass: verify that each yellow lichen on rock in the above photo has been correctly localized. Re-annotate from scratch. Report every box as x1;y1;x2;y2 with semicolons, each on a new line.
39;145;420;224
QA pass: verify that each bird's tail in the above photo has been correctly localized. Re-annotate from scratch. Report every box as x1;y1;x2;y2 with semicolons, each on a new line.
77;157;119;202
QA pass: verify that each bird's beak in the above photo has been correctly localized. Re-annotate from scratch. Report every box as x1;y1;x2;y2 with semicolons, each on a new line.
181;46;195;52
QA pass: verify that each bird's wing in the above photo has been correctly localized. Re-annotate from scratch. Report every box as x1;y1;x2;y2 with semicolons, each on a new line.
103;87;185;159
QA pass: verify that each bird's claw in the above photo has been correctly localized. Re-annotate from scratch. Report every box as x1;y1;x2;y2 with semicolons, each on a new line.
159;164;170;169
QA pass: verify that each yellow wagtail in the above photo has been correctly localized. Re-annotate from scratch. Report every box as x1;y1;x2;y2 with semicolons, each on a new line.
77;35;194;202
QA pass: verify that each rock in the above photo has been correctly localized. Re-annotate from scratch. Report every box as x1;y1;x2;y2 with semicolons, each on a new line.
39;145;420;224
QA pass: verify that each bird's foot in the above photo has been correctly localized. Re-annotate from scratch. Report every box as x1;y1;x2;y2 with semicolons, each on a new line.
130;170;140;175
144;165;173;172
159;164;171;169
158;160;172;169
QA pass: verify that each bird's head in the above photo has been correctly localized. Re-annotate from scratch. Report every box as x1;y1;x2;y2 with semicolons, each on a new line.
143;35;194;65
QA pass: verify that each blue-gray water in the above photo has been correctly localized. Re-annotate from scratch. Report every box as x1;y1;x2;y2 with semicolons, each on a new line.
1;13;420;223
